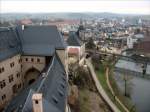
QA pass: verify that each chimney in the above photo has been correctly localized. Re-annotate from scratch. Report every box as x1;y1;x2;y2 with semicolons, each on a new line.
32;93;43;112
22;25;25;30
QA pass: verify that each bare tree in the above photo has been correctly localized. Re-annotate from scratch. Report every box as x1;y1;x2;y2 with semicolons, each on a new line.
86;38;96;49
91;53;101;70
122;71;133;97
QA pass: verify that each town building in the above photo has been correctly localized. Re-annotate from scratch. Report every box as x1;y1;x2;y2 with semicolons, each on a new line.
67;31;85;64
133;37;150;58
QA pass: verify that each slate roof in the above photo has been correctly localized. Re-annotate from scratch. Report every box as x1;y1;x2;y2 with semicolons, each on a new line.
16;25;66;56
5;54;67;112
0;27;21;62
0;25;67;112
67;31;83;46
0;25;66;61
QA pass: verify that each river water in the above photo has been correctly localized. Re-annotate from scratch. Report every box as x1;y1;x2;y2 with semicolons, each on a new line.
114;71;150;112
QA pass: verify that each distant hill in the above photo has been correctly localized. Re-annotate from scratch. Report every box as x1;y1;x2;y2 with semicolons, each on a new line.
1;12;150;21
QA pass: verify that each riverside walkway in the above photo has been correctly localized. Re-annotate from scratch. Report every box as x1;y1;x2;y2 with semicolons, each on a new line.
106;68;130;112
85;59;120;112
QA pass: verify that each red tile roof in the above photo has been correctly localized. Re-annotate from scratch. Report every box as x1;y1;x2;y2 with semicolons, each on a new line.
20;19;32;25
68;48;79;54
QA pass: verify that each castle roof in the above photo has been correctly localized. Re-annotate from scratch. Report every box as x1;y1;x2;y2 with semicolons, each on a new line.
0;25;67;112
0;25;66;62
5;54;67;112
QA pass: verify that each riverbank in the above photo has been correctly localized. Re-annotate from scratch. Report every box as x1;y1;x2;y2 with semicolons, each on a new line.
96;62;135;112
86;59;120;112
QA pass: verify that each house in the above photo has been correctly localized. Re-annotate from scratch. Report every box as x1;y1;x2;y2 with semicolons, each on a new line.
0;25;69;112
67;31;85;63
133;37;150;57
19;19;33;25
127;36;137;49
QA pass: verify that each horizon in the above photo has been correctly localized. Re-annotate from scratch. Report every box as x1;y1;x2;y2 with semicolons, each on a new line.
1;12;150;16
1;0;150;15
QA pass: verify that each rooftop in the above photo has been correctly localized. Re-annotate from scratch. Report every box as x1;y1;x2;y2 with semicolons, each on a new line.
67;31;83;46
0;25;67;62
0;25;68;112
5;54;67;112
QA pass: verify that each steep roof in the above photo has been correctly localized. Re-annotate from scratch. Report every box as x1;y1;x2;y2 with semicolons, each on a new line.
5;54;67;112
0;25;68;112
16;25;66;56
0;27;21;62
67;31;83;46
0;25;66;60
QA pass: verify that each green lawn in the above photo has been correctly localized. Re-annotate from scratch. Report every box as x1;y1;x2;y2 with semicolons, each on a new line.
109;68;136;112
96;64;129;112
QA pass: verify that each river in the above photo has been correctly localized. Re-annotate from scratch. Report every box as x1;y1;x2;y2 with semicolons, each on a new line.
114;71;150;112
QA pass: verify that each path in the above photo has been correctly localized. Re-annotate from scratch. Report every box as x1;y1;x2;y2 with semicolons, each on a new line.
85;59;120;112
106;68;130;112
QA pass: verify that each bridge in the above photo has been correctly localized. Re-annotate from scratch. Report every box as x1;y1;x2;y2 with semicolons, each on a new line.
86;50;150;79
86;49;150;63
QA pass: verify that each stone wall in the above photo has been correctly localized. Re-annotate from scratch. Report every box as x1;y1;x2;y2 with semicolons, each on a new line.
0;54;22;109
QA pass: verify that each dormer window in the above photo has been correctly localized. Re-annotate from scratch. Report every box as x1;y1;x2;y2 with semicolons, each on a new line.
60;82;65;89
58;89;64;97
52;96;58;104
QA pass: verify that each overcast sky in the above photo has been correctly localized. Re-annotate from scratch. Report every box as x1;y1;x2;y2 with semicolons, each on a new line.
0;0;150;14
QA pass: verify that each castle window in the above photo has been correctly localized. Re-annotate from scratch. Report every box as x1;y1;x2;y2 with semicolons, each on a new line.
31;58;34;62
18;59;22;63
0;67;5;73
1;94;6;101
16;73;20;78
10;62;15;68
35;100;39;104
26;58;28;61
8;75;14;83
0;80;6;89
18;83;21;89
37;58;40;63
2;67;4;72
12;84;17;94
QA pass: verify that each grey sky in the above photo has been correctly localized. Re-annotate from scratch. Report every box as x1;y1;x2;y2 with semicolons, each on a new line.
1;0;150;14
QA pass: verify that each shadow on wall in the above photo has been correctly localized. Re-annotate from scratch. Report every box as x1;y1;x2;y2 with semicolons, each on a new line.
24;67;40;86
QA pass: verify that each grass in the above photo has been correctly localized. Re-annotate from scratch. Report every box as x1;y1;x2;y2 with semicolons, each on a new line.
109;68;136;112
95;63;132;112
79;89;91;112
